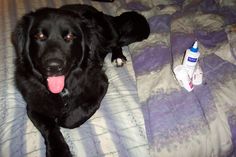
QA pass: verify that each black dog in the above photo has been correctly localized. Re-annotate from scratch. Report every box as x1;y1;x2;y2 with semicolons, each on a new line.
12;4;149;157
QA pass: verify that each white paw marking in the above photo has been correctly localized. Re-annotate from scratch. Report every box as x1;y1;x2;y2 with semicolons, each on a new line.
113;58;125;67
116;58;123;66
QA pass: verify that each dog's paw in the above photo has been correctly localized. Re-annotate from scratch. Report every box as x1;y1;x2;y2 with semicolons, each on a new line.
46;143;72;157
111;53;127;67
112;58;126;67
47;149;72;157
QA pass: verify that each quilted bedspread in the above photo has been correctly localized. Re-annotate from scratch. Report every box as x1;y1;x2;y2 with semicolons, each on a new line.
1;0;236;157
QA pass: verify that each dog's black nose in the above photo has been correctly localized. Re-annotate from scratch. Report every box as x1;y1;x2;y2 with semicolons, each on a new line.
45;59;64;73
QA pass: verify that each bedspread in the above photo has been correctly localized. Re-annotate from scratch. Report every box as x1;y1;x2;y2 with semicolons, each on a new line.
0;0;236;157
128;0;236;156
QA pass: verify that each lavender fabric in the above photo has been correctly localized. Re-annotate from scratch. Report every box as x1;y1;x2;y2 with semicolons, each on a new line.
129;0;236;156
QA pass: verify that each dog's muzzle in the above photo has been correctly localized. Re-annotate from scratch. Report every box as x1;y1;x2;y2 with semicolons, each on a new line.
45;58;65;74
42;58;67;94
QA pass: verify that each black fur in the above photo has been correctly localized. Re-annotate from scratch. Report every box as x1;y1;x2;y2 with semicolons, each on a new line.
12;4;149;157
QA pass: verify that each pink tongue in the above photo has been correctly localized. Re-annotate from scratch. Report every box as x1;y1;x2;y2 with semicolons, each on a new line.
47;76;65;94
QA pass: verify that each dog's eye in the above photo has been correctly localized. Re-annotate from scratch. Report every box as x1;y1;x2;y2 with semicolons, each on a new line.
34;32;47;41
64;33;76;42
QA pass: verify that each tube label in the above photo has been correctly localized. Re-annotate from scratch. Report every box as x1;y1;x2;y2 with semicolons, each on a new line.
188;57;197;62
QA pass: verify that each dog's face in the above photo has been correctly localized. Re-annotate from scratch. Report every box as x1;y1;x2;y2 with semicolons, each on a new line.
29;12;83;77
13;8;86;93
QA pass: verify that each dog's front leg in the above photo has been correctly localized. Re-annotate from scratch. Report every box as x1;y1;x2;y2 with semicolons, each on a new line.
111;47;127;67
58;102;100;129
27;109;72;157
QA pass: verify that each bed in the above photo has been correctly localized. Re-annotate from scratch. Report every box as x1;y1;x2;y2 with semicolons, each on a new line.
0;0;236;157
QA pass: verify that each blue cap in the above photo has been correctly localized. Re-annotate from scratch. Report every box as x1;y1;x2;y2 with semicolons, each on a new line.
190;41;198;53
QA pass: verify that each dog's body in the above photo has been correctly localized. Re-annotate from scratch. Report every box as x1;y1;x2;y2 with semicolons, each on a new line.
12;4;149;157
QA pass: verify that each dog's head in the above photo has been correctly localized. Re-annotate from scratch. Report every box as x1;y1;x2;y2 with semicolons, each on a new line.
12;8;102;94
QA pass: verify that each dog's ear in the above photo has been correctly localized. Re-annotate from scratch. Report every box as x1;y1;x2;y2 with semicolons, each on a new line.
12;12;34;63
